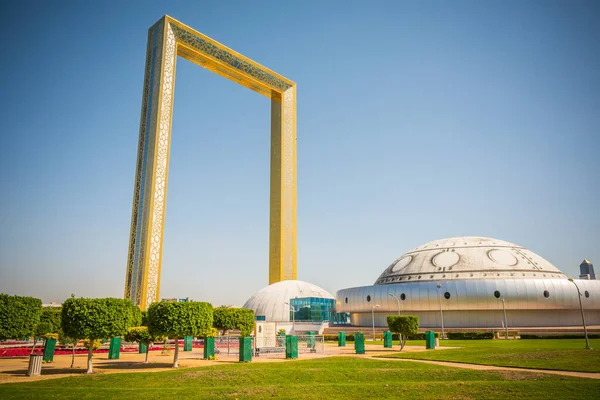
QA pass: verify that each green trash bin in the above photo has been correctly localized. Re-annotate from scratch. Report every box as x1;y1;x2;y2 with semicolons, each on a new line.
139;343;147;354
203;337;215;359
286;335;298;359
108;337;121;360
307;331;316;350
354;332;365;354
425;331;436;349
277;333;286;347
383;331;393;348
184;335;193;352
43;338;57;362
338;332;346;347
239;337;252;363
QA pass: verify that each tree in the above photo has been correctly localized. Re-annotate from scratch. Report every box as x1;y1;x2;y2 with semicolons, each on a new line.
61;297;139;373
213;306;237;335
127;303;143;327
213;307;254;336
124;326;164;364
235;308;255;337
32;307;62;354
141;311;148;326
0;294;42;343
59;332;79;368
147;301;213;368
387;315;419;351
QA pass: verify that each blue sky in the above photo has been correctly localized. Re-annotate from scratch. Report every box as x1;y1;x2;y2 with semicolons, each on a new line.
0;0;598;306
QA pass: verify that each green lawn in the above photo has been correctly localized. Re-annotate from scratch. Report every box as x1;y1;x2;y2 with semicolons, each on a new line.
0;357;598;399
378;339;600;372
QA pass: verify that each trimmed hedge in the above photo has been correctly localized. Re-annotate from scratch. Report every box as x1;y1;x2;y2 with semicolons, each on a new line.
520;334;600;340
324;332;439;341
0;294;42;341
147;301;213;339
446;332;494;340
213;307;254;336
403;332;440;340
35;308;62;338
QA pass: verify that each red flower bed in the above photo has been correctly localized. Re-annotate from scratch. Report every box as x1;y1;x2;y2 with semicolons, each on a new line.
1;348;42;357
1;345;170;358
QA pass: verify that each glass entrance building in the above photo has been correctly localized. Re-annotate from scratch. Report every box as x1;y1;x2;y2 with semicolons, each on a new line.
290;297;349;324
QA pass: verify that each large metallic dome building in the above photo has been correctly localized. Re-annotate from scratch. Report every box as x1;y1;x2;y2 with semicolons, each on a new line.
336;237;600;328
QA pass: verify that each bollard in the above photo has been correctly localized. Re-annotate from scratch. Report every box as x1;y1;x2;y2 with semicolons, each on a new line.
307;331;316;350
425;331;436;349
239;337;252;363
108;337;121;360
383;331;393;348
43;338;57;362
183;336;193;352
286;335;298;359
277;332;286;347
203;337;215;359
354;332;365;354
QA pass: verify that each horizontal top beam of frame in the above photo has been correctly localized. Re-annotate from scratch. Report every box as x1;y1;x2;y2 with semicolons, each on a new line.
164;15;295;99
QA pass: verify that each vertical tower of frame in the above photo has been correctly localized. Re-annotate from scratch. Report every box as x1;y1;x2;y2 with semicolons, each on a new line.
125;15;296;310
269;89;297;284
125;18;177;308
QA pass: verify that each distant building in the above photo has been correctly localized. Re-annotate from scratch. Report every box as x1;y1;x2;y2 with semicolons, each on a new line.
579;259;596;280
242;280;347;334
336;237;600;328
42;302;61;308
161;298;190;303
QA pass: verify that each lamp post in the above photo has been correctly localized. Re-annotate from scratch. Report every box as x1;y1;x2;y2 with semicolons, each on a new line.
371;304;380;341
500;297;508;340
436;283;445;340
388;293;402;346
568;278;591;349
284;301;295;334
388;293;401;315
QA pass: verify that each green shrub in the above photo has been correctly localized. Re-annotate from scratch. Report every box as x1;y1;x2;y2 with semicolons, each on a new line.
83;339;102;350
124;326;164;363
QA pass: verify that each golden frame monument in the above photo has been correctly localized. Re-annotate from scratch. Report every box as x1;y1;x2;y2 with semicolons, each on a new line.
124;15;297;309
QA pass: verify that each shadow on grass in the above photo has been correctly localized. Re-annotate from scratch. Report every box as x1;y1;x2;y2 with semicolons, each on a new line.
94;362;174;370
0;367;86;377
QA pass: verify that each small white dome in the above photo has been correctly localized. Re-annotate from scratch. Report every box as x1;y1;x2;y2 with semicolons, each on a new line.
243;280;334;322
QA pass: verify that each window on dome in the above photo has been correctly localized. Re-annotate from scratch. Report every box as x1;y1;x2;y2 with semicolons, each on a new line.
543;290;549;298
367;295;371;302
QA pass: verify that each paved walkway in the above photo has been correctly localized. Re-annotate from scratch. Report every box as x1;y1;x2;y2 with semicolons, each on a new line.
371;357;600;380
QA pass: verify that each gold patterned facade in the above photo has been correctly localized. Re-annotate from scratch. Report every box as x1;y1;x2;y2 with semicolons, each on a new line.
125;16;297;309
